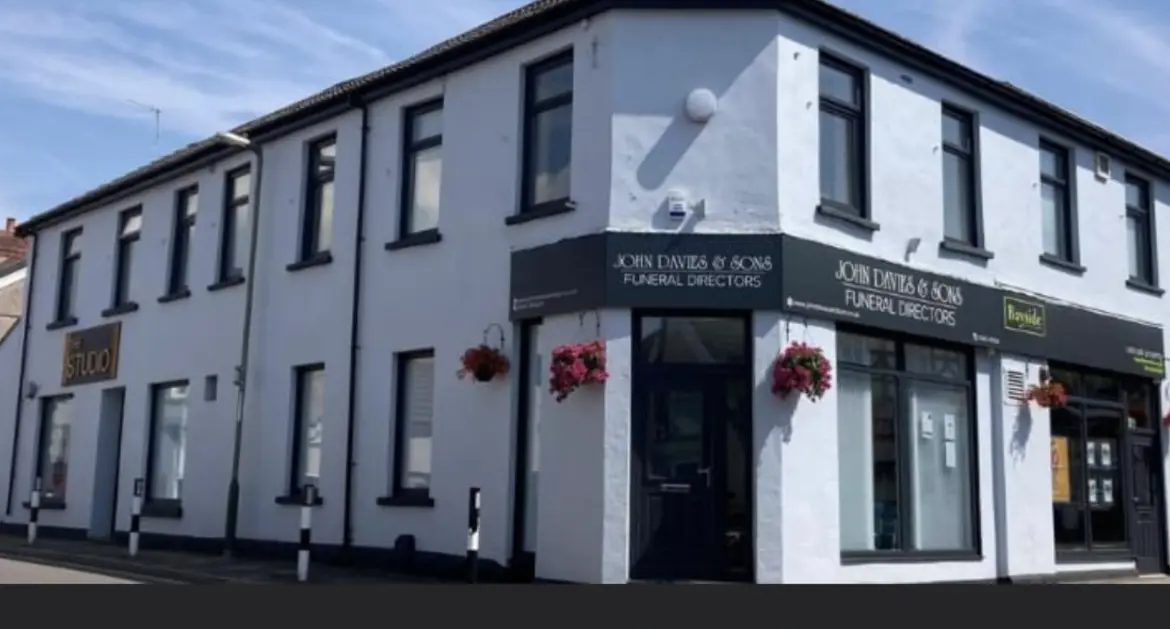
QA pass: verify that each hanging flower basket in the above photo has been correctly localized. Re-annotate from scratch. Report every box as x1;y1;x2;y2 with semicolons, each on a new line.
549;340;609;403
1025;377;1067;409
458;345;509;382
771;341;833;402
458;323;510;383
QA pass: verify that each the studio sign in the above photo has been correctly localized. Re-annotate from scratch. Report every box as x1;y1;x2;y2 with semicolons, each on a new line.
61;322;122;387
834;259;965;327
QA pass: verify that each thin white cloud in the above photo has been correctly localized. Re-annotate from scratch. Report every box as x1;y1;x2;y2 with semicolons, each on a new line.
0;0;528;136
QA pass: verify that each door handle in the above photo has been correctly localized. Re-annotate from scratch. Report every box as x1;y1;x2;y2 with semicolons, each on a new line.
698;467;711;488
659;482;691;494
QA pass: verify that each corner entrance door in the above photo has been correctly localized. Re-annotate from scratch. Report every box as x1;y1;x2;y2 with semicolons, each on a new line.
1129;433;1163;573
630;371;752;581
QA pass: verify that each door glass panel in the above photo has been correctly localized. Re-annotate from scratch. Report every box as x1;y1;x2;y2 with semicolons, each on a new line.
647;388;704;479
1086;408;1125;547
1125;382;1153;431
640;317;745;365
1052;406;1086;548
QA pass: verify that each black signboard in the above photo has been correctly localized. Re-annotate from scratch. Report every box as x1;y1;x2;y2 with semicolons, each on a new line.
510;232;784;319
510;234;607;319
61;322;122;387
780;236;1164;378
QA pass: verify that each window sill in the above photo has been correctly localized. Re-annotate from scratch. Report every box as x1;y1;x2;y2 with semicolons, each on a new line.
22;499;66;511
208;276;245;292
141;499;183;519
815;202;880;232
505;199;575;226
1126;278;1165;297
385;228;443;251
46;317;78;331
157;288;192;304
286;251;333;272
274;492;324;507
376;493;435;508
101;302;139;318
1038;253;1086;275
938;239;994;261
841;550;981;565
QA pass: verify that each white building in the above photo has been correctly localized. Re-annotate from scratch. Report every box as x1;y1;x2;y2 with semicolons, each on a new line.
0;0;1167;584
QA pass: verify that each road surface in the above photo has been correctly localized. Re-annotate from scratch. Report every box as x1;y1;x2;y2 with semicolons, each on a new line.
0;557;138;584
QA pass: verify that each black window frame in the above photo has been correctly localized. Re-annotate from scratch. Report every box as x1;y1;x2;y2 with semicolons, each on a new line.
1124;171;1161;292
939;104;988;255
514;50;574;222
285;363;325;503
835;328;982;563
395;99;444;244
816;52;874;230
216;165;252;285
32;394;73;508
143;379;190;518
384;348;436;507
165;186;198;299
1038;139;1083;270
109;206;142;312
293;135;336;267
52;227;82;326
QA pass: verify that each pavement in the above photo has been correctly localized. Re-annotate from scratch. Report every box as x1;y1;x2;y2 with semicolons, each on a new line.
0;557;139;584
0;534;441;584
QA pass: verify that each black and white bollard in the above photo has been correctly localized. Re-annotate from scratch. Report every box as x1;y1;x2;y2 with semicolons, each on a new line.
297;484;316;583
129;478;144;557
466;486;481;584
26;477;41;545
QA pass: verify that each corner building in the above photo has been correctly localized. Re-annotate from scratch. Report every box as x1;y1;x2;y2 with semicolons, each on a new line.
0;0;1167;584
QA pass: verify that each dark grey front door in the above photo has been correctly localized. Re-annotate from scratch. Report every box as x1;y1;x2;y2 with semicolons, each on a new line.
1129;433;1163;573
630;374;719;580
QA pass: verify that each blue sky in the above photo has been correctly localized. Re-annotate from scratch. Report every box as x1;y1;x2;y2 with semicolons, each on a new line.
0;0;1167;221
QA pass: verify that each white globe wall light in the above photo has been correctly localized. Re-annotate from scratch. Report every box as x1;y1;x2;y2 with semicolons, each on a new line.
684;88;718;123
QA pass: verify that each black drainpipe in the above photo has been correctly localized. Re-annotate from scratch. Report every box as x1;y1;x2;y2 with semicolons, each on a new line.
5;237;39;515
342;96;371;552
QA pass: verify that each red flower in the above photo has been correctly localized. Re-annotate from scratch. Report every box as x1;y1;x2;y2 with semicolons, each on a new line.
1026;379;1067;408
771;342;832;402
458;345;509;382
549;340;609;402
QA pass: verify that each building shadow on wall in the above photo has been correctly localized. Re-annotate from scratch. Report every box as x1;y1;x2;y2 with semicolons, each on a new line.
1010;403;1033;462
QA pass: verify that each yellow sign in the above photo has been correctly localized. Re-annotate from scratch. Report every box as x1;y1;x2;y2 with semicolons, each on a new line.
1051;436;1070;503
1003;296;1047;337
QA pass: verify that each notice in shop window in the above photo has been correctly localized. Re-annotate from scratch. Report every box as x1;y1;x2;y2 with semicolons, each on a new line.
1051;436;1071;503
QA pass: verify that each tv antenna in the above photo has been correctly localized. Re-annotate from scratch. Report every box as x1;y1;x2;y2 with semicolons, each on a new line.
126;99;161;144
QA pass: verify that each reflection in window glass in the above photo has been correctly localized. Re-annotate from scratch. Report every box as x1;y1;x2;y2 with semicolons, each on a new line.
400;355;434;491
37;397;72;502
149;383;189;501
639;317;745;365
836;333;975;554
294;366;325;491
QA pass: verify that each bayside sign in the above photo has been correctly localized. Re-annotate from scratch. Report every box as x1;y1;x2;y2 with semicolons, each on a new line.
781;236;1164;378
61;322;122;387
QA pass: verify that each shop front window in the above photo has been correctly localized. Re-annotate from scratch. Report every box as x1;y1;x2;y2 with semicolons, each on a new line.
837;332;977;556
1050;364;1150;554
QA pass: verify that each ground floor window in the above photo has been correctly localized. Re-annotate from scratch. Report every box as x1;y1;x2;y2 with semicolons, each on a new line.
36;396;73;504
147;381;190;503
836;330;977;555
